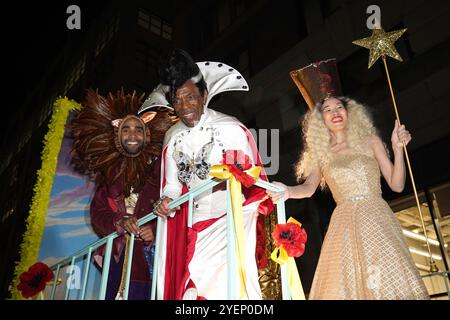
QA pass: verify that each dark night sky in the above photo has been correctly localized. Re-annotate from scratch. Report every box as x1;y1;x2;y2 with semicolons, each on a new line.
5;1;109;120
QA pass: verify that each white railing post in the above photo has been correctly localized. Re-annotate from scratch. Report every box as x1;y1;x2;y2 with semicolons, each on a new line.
151;217;162;300
80;248;92;300
98;237;113;300
276;198;291;300
64;256;76;300
188;194;194;228
50;264;61;300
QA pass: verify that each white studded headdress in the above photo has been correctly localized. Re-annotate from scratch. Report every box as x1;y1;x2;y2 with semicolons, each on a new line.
138;62;249;115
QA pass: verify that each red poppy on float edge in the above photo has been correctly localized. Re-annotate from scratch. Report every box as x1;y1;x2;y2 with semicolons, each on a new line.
222;150;256;188
272;222;307;258
17;262;54;298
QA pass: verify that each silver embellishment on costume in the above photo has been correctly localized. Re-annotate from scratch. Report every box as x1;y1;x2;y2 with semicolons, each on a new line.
125;188;138;214
173;141;213;184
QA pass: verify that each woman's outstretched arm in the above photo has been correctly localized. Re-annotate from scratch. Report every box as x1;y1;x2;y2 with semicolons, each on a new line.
267;167;322;202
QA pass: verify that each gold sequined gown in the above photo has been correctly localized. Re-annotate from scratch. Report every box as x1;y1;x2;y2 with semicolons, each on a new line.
309;152;429;300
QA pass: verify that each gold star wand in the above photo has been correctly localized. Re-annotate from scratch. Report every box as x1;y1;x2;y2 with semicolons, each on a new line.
353;27;439;272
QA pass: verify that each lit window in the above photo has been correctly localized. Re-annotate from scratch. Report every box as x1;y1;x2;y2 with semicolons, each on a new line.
150;15;162;34
138;9;150;29
162;24;172;40
138;9;172;40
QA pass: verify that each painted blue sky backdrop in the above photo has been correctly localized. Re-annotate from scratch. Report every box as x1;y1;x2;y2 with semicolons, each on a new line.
39;118;99;268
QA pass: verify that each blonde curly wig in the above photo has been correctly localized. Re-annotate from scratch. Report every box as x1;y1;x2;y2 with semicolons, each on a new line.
295;97;379;187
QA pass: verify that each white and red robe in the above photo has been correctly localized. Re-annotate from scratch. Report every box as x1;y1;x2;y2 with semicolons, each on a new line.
157;108;272;300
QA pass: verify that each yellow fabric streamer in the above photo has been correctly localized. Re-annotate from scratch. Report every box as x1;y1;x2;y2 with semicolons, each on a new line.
270;217;306;300
210;164;261;299
9;97;81;299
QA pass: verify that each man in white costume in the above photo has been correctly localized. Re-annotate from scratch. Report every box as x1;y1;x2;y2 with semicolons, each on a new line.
139;49;273;300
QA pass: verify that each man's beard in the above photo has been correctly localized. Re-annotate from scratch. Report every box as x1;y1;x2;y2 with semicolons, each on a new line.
121;140;144;155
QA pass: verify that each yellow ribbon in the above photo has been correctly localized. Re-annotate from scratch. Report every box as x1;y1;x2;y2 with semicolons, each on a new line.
210;164;261;299
270;217;306;300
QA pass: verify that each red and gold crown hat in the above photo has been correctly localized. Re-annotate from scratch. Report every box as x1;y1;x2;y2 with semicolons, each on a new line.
289;58;343;109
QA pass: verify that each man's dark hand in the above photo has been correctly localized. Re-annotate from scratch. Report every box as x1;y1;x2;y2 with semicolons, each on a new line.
116;214;140;236
153;197;180;218
139;225;155;244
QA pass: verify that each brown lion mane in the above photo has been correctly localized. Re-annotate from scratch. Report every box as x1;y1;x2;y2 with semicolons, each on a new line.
71;89;174;195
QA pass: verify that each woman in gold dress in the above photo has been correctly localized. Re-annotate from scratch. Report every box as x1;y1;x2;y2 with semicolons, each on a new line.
268;60;429;300
269;96;429;299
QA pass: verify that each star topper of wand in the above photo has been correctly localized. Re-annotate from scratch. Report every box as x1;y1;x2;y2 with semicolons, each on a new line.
352;26;407;68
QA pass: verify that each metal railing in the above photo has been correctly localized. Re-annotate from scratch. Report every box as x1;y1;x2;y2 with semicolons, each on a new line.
47;177;290;300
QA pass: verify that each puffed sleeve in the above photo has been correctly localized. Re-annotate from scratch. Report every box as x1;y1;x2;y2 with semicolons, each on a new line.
161;139;183;200
90;185;126;236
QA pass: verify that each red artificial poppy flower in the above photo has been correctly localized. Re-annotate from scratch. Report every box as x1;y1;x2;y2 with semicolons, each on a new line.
222;150;252;170
222;150;256;188
272;222;307;258
17;262;54;298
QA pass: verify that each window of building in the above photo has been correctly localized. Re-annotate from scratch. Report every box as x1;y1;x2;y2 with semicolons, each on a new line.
389;183;450;299
216;0;248;34
137;9;150;29
135;42;161;73
162;23;172;40
150;15;162;35
137;8;172;40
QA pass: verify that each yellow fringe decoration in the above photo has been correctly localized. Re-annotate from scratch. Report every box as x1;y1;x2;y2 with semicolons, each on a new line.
9;97;81;299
